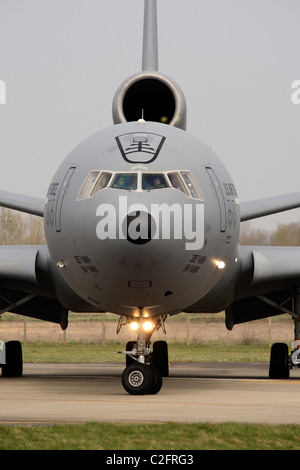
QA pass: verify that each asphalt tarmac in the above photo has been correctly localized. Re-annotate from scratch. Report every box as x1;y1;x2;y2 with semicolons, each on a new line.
1;362;300;425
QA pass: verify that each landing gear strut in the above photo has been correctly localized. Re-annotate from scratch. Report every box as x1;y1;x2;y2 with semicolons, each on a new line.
116;315;168;395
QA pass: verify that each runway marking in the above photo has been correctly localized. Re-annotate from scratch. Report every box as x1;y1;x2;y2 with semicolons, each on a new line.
1;397;300;409
238;379;300;384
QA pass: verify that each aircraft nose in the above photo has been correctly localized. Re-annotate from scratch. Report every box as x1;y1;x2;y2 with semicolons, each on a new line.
125;210;156;245
95;194;157;245
94;190;205;252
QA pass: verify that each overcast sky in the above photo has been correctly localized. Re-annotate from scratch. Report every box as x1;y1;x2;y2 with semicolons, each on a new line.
0;0;300;232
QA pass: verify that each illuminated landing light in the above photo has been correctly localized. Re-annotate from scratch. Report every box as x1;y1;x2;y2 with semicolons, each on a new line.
130;321;139;331
217;261;226;270
143;321;153;332
129;320;154;332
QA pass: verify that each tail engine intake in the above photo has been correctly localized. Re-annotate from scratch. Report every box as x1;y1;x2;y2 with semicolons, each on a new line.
112;72;187;130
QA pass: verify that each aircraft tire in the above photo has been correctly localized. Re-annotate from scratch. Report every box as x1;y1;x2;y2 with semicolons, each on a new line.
153;340;169;377
2;341;23;377
149;365;162;394
122;363;153;395
269;342;289;379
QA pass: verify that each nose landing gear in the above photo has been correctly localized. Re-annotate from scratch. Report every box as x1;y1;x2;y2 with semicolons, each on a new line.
116;314;169;395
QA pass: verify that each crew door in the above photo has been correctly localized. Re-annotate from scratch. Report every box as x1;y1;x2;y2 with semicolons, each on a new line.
206;167;226;232
55;167;76;232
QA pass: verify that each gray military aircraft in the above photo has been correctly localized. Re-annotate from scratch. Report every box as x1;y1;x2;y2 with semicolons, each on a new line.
1;0;300;394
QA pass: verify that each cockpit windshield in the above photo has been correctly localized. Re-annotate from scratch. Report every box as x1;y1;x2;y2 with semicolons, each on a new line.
180;171;203;199
77;171;100;200
167;172;189;197
90;172;112;197
77;170;204;201
142;173;168;190
110;173;137;190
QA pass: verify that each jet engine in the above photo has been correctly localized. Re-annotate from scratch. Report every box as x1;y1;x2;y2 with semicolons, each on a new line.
112;71;187;130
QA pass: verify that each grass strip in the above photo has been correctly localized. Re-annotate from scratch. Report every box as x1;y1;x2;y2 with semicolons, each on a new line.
22;342;272;364
0;422;299;450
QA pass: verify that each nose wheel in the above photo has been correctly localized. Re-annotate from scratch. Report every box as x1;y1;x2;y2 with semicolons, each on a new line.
122;363;162;395
116;314;168;394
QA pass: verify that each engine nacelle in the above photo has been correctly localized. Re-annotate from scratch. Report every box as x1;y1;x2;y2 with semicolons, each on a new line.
112;71;187;130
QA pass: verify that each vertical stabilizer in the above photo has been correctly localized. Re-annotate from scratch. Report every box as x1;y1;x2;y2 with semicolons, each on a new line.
142;0;158;71
112;0;187;129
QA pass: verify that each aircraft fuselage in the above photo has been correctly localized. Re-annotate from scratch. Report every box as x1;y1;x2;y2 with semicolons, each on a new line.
44;121;240;317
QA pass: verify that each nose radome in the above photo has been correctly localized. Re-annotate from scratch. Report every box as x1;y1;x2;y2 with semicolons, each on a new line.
124;210;156;245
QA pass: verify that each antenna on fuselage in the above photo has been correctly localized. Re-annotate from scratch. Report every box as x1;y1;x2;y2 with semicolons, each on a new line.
142;0;159;72
138;108;146;125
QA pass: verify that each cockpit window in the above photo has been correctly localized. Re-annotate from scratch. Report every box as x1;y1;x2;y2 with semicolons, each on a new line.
77;171;100;200
77;170;204;201
180;171;204;200
167;172;189;197
142;173;168;190
110;173;137;190
90;172;112;197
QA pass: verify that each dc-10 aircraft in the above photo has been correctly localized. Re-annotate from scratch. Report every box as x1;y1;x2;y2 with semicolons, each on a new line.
1;0;300;395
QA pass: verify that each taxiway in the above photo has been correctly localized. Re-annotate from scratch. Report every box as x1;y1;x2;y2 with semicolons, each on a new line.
0;362;300;425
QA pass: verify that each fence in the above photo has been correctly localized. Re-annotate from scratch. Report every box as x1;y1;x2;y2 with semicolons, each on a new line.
0;313;295;347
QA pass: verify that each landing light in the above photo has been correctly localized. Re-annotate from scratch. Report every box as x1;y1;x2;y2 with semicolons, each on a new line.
129;320;154;332
130;321;139;331
217;261;226;270
143;321;153;332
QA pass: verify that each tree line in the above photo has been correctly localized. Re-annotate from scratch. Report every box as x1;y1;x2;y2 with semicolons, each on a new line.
0;207;45;245
239;221;300;246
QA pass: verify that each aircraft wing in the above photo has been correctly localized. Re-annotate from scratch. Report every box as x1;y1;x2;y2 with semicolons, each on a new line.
226;245;300;329
0;244;68;326
238;245;300;289
0;243;99;329
240;192;300;221
0;190;44;217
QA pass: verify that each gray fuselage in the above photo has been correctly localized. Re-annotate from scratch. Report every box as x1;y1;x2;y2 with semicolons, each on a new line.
44;121;240;317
